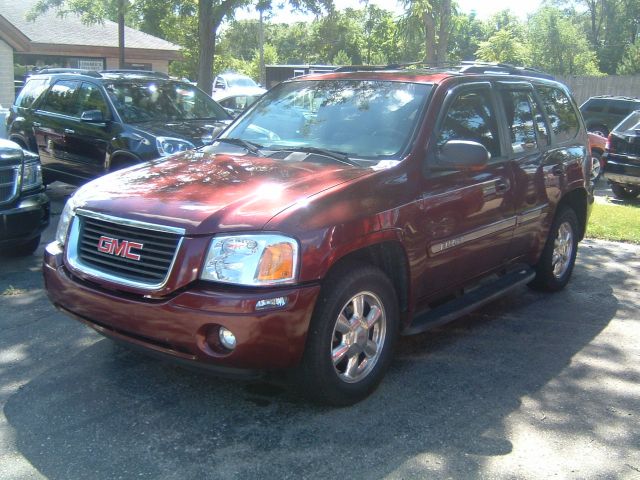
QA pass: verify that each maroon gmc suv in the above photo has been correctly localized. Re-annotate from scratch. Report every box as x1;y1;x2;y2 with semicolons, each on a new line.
43;64;594;405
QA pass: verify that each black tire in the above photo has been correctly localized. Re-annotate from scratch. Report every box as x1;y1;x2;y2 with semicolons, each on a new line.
295;262;400;406
529;208;579;292
4;235;41;257
610;183;640;200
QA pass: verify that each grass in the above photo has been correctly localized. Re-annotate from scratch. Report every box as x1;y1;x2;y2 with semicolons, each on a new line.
586;201;640;244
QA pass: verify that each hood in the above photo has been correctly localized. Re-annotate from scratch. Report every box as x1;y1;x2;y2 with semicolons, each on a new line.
72;149;372;235
132;119;231;146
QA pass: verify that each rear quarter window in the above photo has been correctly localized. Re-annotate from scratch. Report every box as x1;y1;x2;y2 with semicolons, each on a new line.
15;78;49;108
536;86;579;143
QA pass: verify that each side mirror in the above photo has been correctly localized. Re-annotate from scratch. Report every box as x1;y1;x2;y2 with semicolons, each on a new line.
438;140;490;170
80;110;104;122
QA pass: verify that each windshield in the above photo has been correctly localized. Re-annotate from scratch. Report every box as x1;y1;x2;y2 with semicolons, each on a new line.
222;79;432;159
105;80;229;123
228;76;258;88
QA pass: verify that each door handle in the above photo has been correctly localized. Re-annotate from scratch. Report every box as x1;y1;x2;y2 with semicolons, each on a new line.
64;128;75;135
495;179;509;193
32;122;41;127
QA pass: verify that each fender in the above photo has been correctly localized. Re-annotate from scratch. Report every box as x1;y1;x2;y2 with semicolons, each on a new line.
104;150;142;172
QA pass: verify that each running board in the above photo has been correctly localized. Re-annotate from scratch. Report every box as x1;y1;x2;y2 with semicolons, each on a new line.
402;267;536;336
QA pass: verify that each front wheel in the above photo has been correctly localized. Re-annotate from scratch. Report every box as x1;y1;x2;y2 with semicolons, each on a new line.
295;263;399;406
610;183;640;200
529;208;579;292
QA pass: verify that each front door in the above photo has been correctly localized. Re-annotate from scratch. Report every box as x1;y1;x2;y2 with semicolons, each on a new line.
416;82;515;302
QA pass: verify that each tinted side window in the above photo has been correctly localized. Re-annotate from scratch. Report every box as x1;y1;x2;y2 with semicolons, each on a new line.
536;86;579;143
500;90;538;154
77;82;110;118
437;89;500;158
40;80;81;116
609;102;635;116
15;79;49;108
582;99;605;113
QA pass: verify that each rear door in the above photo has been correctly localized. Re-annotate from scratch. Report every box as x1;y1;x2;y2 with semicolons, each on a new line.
33;79;81;176
417;82;516;301
495;82;551;262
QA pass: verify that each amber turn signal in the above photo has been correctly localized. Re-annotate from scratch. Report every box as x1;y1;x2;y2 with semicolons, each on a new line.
256;242;294;281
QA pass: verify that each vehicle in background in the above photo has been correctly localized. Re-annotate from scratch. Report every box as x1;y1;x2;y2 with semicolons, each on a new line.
44;64;593;405
212;72;266;97
588;131;607;183
7;70;232;186
580;95;640;137
0;139;49;256
215;91;263;117
603;109;640;200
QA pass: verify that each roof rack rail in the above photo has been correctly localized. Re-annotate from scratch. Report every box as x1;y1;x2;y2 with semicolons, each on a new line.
458;62;554;80
333;65;396;72
100;69;170;79
32;68;102;77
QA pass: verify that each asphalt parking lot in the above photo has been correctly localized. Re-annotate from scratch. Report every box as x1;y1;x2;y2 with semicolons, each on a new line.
1;183;639;479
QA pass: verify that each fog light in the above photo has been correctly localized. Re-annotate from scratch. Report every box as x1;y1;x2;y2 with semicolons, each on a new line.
218;327;237;350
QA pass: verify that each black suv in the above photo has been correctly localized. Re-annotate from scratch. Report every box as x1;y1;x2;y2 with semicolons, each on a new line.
7;70;232;186
580;95;640;137
603;109;640;200
0;139;49;256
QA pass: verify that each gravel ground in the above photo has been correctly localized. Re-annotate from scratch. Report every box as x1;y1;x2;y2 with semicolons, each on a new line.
1;182;639;479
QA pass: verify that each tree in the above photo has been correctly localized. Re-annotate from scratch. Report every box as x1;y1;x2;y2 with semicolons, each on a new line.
401;0;452;65
29;0;129;68
617;40;640;74
476;28;531;65
528;7;602;75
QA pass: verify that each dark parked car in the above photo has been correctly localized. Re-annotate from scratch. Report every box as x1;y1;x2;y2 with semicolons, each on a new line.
44;64;593;405
7;70;232;186
603;109;640;200
580;95;640;137
0;139;49;256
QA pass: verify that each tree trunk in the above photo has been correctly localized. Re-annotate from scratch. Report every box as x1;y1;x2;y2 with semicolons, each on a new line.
118;0;125;68
197;0;215;94
423;9;436;64
436;0;451;66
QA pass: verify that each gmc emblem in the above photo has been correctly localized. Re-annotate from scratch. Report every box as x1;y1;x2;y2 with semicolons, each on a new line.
97;236;144;261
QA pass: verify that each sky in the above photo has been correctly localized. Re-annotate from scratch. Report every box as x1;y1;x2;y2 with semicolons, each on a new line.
237;0;543;23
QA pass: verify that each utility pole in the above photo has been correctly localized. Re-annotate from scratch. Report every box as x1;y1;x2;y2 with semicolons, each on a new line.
118;0;126;68
258;6;265;86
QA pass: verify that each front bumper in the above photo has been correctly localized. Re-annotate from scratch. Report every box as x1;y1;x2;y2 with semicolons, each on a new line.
0;192;50;247
43;241;320;372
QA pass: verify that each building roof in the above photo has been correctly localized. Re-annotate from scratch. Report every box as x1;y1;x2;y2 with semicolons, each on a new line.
0;0;179;52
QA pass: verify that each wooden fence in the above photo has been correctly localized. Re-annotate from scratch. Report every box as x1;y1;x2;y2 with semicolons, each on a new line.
557;75;640;105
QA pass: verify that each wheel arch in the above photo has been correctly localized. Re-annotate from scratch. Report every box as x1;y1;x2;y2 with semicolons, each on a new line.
319;234;411;318
106;150;142;172
557;187;589;241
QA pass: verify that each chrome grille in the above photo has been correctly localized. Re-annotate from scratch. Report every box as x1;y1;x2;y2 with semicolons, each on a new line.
75;212;182;286
0;166;19;204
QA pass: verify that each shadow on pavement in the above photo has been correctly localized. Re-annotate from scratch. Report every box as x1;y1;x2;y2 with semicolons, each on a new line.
1;238;637;478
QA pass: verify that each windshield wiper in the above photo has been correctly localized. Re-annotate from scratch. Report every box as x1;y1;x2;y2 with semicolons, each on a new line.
273;146;359;166
215;137;263;156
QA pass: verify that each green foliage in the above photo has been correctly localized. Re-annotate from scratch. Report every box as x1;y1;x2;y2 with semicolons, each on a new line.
332;49;352;66
617;41;640;75
476;28;530;65
528;7;602;75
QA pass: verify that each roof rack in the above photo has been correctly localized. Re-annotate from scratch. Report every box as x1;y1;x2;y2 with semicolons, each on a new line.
458;62;554;80
32;68;102;77
100;69;170;79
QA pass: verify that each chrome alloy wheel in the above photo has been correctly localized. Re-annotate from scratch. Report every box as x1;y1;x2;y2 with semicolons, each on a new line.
552;221;574;279
331;291;387;384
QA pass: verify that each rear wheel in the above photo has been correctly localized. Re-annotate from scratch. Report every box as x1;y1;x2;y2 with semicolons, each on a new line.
588;124;609;137
610;183;640;200
295;263;399;406
529;208;579;292
590;151;603;183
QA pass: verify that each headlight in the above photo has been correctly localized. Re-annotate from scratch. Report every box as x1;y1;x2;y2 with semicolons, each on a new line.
156;136;195;156
55;196;78;245
201;234;299;286
20;159;43;191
